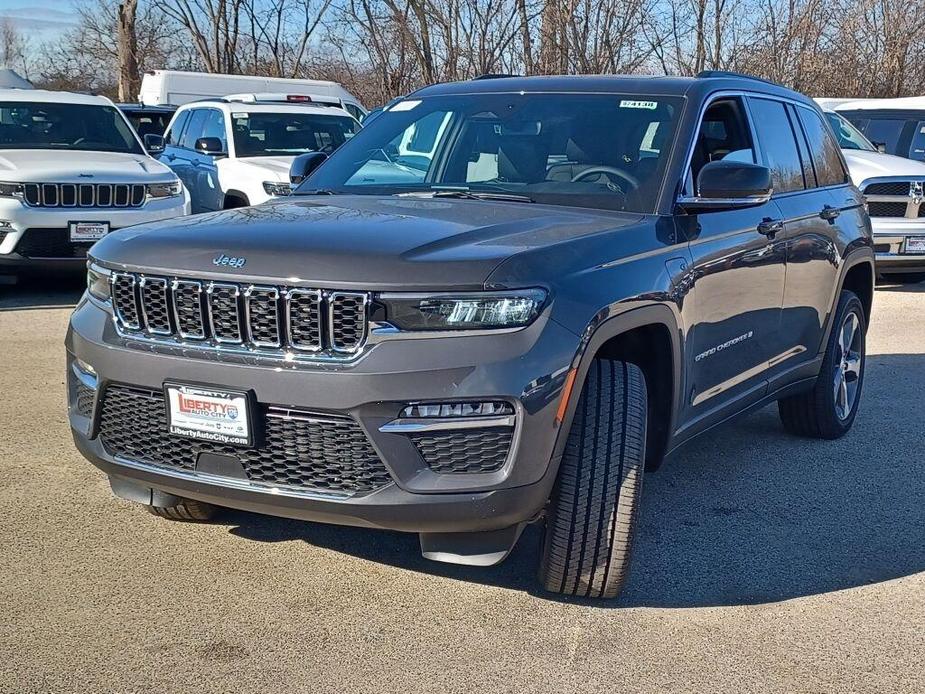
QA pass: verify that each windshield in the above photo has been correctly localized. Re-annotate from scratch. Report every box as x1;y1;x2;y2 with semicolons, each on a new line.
231;111;361;157
825;112;875;151
295;93;683;213
0;101;143;154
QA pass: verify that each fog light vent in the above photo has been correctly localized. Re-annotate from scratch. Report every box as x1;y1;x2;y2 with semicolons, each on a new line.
400;401;513;418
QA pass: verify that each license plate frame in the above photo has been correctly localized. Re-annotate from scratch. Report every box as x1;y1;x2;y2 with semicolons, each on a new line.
69;221;110;242
164;382;254;447
904;237;925;254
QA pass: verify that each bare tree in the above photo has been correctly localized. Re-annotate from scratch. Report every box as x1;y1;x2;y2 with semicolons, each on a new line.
117;1;141;101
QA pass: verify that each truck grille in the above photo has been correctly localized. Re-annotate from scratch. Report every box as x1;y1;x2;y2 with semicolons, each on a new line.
23;183;146;208
98;385;393;495
862;180;925;218
111;272;369;359
409;429;513;474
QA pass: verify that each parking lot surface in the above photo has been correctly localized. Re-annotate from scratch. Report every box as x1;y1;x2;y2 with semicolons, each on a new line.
1;277;923;693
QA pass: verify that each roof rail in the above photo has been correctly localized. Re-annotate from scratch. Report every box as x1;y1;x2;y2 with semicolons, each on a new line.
473;73;519;80
695;70;784;88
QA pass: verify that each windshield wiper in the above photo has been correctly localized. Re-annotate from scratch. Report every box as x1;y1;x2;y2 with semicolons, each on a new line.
294;188;336;195
397;189;534;203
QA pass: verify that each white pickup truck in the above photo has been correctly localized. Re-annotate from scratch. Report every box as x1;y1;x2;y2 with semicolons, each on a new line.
826;110;925;283
0;89;189;282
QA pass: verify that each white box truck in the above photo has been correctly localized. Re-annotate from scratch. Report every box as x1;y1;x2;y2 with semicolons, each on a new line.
138;70;367;120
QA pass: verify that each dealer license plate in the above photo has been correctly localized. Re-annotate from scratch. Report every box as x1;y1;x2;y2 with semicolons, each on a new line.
904;237;925;254
165;384;252;446
69;221;110;242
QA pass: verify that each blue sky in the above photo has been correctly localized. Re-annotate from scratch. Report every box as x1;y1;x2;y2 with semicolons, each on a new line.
0;0;77;42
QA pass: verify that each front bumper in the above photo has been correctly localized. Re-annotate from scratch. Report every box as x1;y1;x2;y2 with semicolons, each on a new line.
870;217;925;273
0;194;190;272
66;294;576;541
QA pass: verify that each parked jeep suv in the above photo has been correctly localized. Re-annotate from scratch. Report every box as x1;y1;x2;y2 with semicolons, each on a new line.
67;73;874;599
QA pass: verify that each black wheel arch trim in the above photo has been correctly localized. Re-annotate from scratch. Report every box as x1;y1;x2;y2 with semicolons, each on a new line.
818;245;875;357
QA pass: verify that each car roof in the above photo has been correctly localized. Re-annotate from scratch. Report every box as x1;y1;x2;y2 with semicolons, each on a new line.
0;88;114;106
118;103;177;112
408;73;817;108
830;96;925;113
178;100;352;117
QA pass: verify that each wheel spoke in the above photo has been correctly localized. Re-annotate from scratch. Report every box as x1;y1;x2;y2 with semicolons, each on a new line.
838;376;849;418
845;353;862;380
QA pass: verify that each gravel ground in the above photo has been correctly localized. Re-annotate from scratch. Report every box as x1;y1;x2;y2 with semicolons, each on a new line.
0;277;922;694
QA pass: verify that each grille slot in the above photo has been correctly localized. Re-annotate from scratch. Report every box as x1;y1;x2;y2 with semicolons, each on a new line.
207;282;243;343
20;182;145;208
287;289;322;351
867;201;909;218
139;277;172;334
409;428;514;473
112;273;141;329
863;182;910;196
172;280;205;339
329;292;367;352
244;286;281;347
98;385;393;494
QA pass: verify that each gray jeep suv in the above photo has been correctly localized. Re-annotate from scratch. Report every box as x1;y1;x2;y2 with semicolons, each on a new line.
67;73;875;599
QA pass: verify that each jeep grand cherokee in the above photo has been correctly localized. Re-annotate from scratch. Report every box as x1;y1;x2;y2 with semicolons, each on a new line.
67;72;874;599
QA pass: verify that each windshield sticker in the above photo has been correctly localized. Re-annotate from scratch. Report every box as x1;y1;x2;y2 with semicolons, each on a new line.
232;112;249;119
620;100;658;110
390;100;421;112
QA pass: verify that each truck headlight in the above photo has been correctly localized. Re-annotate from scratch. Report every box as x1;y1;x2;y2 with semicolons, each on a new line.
382;289;546;331
147;180;182;199
0;182;24;198
87;263;111;301
263;181;292;196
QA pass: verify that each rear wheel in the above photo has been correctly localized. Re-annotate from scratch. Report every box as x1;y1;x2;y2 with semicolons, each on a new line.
147;497;217;521
539;359;647;599
778;290;866;439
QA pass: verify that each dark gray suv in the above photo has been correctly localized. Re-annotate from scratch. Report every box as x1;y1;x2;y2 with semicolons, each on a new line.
67;73;875;599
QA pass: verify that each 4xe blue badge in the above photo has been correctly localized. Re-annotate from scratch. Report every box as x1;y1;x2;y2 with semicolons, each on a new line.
213;253;246;269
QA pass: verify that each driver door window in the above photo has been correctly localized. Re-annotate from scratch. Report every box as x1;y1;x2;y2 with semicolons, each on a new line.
686;97;756;195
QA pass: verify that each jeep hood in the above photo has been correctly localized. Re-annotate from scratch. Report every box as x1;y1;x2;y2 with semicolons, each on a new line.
841;149;925;187
0;149;176;183
235;156;295;181
91;195;643;290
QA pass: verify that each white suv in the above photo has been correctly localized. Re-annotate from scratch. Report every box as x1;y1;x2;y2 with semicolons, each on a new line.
0;89;190;281
155;94;361;212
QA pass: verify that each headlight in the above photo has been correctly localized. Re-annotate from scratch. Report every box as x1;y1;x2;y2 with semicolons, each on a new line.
147;180;182;199
87;263;111;301
0;182;24;198
263;181;292;196
382;289;546;331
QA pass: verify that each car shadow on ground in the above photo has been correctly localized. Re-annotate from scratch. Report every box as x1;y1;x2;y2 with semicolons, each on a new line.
221;351;925;607
0;275;84;311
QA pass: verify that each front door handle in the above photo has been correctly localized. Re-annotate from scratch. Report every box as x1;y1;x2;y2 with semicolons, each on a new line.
757;218;784;238
820;205;840;221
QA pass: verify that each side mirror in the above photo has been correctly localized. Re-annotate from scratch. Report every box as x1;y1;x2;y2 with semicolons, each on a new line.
290;151;328;184
678;160;772;212
143;133;165;154
195;137;225;156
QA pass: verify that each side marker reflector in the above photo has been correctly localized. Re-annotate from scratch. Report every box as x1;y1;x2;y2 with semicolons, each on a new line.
555;368;578;425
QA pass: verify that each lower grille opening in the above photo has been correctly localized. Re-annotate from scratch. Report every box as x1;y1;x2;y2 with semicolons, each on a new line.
409;428;513;474
14;228;105;258
98;385;393;494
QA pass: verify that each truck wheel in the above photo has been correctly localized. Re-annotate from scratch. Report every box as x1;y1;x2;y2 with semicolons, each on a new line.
778;290;866;439
147;497;217;521
539;359;647;599
888;272;925;284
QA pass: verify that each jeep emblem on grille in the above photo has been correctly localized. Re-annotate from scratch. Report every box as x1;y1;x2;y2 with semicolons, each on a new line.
213;253;246;269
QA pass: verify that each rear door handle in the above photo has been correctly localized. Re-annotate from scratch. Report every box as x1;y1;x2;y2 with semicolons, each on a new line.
820;205;840;221
757;218;783;238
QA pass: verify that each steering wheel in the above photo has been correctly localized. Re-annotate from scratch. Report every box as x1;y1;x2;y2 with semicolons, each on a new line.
571;166;639;190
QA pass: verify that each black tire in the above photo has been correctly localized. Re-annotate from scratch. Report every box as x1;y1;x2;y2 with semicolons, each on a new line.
147;498;217;522
223;194;249;209
778;290;866;439
539;359;647;599
887;272;925;285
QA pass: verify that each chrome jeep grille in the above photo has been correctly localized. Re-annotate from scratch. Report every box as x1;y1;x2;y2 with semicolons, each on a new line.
23;183;146;208
110;272;369;360
862;179;925;218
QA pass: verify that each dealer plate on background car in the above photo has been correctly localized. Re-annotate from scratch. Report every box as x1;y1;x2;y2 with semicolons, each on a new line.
904;237;925;254
165;384;252;446
69;221;109;242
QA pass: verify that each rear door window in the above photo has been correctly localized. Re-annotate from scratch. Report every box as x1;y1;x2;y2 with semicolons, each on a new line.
748;97;805;193
796;106;849;187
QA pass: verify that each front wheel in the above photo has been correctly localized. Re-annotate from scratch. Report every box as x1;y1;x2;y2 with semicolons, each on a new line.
778;290;866;439
539;359;647;599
